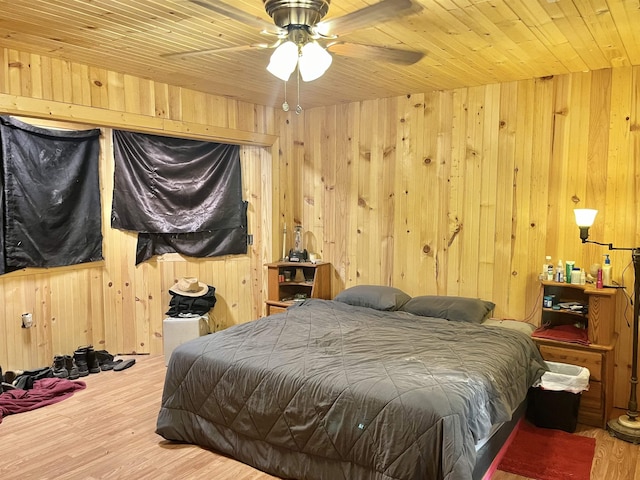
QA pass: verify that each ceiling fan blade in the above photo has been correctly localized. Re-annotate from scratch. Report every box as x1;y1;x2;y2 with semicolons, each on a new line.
315;0;422;37
188;0;283;35
327;42;424;65
161;43;274;59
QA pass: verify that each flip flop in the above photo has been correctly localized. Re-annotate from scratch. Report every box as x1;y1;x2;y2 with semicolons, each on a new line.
100;359;122;371
113;358;136;371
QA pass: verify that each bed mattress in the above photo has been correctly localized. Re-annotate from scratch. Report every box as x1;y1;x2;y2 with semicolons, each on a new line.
156;299;545;480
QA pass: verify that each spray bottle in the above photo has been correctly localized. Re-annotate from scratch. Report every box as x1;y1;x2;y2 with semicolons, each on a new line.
603;254;612;286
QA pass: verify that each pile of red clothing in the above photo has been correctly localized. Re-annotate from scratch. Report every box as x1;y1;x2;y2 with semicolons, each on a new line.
0;377;85;423
531;324;590;346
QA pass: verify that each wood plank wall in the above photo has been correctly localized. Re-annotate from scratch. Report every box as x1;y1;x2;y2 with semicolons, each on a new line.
279;68;640;409
1;46;639;411
0;48;278;372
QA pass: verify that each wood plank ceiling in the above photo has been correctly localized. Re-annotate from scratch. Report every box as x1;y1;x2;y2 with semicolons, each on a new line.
0;0;638;110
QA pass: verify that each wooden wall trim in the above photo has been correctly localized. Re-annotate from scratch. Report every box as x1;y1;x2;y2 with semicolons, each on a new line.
0;93;277;146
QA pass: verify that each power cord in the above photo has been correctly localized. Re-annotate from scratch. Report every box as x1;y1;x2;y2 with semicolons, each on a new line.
521;283;544;326
618;259;633;328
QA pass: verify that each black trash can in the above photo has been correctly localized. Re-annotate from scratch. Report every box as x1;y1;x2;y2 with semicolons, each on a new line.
526;361;590;433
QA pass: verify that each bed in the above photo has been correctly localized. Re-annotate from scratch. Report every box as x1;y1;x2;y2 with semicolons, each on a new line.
156;287;546;480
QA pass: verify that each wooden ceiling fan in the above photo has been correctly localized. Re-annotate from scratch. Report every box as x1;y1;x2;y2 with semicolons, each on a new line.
163;0;425;75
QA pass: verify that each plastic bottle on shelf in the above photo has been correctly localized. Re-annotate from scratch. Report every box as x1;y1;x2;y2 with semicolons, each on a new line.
542;255;552;280
547;258;554;281
603;254;612;286
556;260;564;282
571;267;581;285
580;268;586;285
596;268;603;288
565;260;575;283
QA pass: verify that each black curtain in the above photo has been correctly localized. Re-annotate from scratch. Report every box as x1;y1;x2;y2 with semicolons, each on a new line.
111;130;247;264
0;116;103;274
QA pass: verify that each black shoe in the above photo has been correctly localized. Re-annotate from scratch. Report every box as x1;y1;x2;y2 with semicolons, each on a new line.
95;350;115;370
52;355;69;378
73;350;89;377
4;370;16;384
64;355;80;380
87;349;100;374
77;345;101;374
14;367;53;390
1;382;16;392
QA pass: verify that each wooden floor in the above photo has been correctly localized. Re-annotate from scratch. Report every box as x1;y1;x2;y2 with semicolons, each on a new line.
1;354;639;479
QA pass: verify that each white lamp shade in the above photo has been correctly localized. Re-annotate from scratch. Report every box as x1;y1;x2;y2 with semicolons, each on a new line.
574;209;598;227
267;41;298;81
299;41;332;82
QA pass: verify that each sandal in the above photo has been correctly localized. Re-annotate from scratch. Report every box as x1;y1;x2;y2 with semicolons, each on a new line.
113;358;136;371
100;359;122;371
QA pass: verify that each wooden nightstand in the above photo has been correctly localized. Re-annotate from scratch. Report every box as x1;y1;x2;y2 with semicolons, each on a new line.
265;262;331;316
532;281;617;428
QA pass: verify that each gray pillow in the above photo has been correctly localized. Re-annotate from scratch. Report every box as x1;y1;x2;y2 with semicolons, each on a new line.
334;285;411;311
400;295;495;323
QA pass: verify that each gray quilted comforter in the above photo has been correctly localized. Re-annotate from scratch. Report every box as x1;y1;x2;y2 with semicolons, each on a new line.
156;299;545;480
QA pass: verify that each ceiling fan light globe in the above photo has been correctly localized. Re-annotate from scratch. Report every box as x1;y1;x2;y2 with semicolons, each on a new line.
267;41;298;81
299;41;332;81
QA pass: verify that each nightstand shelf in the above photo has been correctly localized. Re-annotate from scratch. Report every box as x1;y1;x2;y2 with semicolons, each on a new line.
265;262;331;316
541;307;587;318
532;280;617;428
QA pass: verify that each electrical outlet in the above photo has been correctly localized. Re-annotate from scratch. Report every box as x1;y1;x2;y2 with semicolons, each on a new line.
21;312;33;328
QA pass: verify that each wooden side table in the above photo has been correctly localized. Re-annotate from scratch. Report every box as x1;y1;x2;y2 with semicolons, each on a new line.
265;261;331;316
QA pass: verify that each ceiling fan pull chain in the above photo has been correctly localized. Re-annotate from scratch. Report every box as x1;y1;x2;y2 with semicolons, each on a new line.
282;80;289;112
296;68;303;114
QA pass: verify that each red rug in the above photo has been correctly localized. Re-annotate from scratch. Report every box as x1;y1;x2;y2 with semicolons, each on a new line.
497;420;595;480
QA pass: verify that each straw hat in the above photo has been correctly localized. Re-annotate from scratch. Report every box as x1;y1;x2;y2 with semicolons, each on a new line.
169;277;208;297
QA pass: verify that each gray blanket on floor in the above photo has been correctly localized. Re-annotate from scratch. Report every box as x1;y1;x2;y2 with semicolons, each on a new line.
156;299;545;480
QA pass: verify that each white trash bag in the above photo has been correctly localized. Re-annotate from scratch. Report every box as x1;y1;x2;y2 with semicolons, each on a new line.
532;361;590;394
